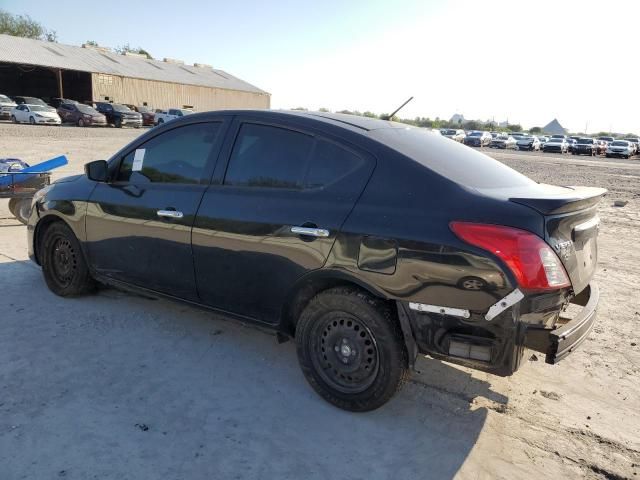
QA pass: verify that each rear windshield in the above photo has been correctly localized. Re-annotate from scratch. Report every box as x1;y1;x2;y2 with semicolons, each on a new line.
371;127;536;189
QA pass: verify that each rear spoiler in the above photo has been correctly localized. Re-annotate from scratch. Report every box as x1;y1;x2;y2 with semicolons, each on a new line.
510;186;607;215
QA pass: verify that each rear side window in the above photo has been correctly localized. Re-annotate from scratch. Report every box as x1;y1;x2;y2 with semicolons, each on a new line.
224;123;314;189
304;140;364;189
117;122;220;184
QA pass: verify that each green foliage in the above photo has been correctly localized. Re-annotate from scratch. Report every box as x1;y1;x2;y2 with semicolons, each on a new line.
85;40;99;46
291;107;308;111
0;9;57;41
529;126;542;134
115;43;153;59
318;108;330;112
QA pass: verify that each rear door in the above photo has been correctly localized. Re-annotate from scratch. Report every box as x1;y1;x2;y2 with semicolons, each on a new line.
85;119;228;300
192;117;375;323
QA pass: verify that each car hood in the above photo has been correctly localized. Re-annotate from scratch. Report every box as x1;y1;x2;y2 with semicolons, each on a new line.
53;174;83;184
516;139;533;144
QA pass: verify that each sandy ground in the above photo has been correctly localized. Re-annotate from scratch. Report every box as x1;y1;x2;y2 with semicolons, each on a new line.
0;123;639;479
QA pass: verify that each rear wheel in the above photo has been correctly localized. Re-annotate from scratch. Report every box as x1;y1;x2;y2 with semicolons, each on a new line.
11;115;17;123
8;198;31;225
41;222;95;296
77;118;85;127
115;118;122;128
296;287;409;411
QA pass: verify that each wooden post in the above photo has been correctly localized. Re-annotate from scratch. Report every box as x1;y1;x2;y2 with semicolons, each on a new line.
57;69;63;98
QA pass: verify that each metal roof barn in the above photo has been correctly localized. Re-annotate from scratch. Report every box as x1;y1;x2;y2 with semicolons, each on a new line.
0;34;270;111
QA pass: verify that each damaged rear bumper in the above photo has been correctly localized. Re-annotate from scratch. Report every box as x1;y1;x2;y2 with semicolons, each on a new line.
524;282;599;364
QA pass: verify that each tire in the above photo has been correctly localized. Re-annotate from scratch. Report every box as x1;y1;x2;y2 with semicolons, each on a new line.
158;118;164;125
29;116;36;125
8;198;31;225
11;115;17;123
115;118;122;128
296;287;409;412
41;221;95;297
457;276;487;291
78;118;85;127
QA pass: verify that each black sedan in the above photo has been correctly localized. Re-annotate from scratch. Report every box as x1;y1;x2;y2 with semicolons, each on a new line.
572;138;598;156
27;110;604;411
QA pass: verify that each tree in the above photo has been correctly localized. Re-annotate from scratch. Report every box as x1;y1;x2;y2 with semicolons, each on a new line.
530;126;542;134
115;43;153;59
0;9;57;41
291;107;308;111
318;107;330;112
507;123;522;132
85;40;99;46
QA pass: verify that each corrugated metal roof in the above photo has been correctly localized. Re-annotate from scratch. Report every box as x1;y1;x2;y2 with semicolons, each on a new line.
0;34;268;95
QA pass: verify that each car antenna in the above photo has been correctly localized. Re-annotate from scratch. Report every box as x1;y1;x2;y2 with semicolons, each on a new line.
381;96;414;121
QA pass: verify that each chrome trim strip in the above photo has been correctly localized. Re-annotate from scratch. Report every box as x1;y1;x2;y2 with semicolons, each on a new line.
484;288;524;321
408;302;471;319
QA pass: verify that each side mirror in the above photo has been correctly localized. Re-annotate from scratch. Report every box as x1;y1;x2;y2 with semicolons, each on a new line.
84;160;108;182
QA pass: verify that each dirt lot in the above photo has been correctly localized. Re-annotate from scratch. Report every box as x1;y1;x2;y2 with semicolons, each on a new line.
1;123;639;479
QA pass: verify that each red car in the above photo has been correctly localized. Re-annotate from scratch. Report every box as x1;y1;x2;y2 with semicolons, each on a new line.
57;102;107;127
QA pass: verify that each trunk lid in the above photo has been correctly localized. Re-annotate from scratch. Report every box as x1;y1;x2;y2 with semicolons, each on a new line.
510;184;607;294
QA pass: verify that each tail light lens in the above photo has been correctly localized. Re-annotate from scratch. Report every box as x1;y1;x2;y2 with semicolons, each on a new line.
450;222;570;292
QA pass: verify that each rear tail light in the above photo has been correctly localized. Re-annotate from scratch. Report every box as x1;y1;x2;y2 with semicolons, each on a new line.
450;222;570;291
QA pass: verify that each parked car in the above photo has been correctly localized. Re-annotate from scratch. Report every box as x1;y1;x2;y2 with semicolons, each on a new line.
543;137;568;153
565;138;577;153
0;93;17;119
95;102;142;128
572;138;598;156
489;134;517;149
10;104;61;125
538;136;550;148
154;108;194;125
569;136;581;142
605;140;634;159
622;138;639;155
516;135;541;151
12;96;55;111
57;103;107;127
49;98;79;109
551;134;567;139
597;136;615;145
463;131;492;147
440;129;465;142
26;110;604;411
134;106;156;126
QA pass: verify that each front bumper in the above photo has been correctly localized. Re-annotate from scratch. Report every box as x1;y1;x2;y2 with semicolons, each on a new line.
36;118;61;124
573;148;594;155
524;282;598;364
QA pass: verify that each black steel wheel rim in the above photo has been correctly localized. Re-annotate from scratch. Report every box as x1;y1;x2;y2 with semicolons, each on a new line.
49;235;77;288
310;312;380;394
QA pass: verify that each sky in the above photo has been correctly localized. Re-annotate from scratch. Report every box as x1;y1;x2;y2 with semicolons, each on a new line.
3;0;638;133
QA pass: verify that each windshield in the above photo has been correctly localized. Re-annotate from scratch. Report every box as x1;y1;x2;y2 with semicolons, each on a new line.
577;138;593;144
496;135;509;140
137;106;151;113
469;132;482;137
112;104;132;112
549;138;563;142
179;109;193;115
29;105;49;112
611;141;629;146
24;97;46;105
0;94;11;102
519;136;533;141
77;104;99;115
371;127;536;189
598;137;614;141
442;129;457;135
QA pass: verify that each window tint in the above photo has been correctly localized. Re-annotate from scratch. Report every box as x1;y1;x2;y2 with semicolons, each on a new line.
117;122;220;184
224;123;313;189
305;140;364;189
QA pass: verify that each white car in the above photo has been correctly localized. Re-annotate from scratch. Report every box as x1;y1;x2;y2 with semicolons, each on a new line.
605;140;634;159
154;108;193;125
516;135;541;151
11;104;61;125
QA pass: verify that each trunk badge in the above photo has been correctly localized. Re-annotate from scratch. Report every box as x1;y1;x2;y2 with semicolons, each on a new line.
553;240;573;261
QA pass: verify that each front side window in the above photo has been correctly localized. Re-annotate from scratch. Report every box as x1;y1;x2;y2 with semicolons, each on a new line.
224;123;314;189
117;122;220;184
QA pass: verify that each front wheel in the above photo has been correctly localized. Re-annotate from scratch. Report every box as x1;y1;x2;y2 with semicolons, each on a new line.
296;287;409;411
29;116;36;125
41;222;95;296
115;118;122;128
11;115;17;123
78;118;85;127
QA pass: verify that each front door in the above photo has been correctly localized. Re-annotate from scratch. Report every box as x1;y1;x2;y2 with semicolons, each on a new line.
85;120;227;300
192;118;375;323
